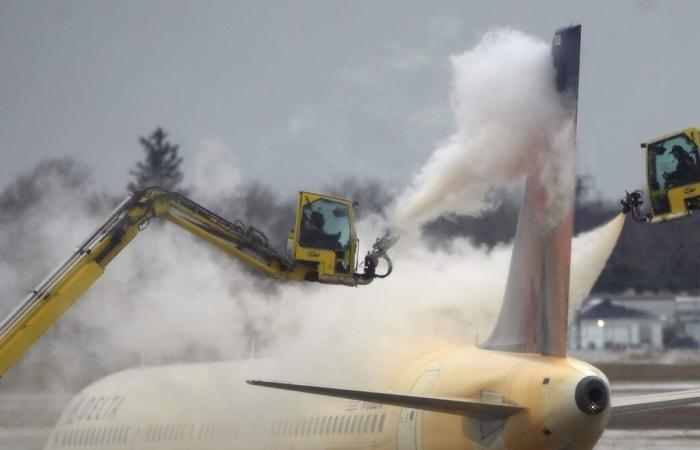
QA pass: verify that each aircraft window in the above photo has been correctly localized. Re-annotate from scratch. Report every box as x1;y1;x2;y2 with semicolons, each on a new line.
378;414;386;433
349;415;357;433
300;417;307;435
77;429;84;446
299;198;351;251
320;417;328;434
371;414;378;433
339;416;347;434
649;134;699;190
325;416;333;434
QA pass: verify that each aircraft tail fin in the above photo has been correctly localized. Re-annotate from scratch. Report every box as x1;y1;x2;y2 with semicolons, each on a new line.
481;25;581;357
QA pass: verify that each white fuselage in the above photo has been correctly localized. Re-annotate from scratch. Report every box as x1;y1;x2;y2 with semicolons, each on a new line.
44;346;610;450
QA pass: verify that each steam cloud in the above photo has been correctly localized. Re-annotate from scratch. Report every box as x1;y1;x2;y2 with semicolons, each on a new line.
393;29;572;229
0;28;622;399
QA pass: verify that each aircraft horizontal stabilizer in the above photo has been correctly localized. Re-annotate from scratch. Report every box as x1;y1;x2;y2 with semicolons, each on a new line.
611;389;700;415
246;379;523;419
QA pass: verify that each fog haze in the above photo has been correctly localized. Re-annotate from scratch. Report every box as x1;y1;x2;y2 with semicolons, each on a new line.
0;1;696;198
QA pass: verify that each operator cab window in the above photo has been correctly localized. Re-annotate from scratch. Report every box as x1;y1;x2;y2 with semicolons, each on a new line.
299;199;351;251
648;134;700;213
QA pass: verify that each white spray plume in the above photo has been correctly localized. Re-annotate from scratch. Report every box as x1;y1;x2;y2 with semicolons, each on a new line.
393;29;570;228
569;214;626;322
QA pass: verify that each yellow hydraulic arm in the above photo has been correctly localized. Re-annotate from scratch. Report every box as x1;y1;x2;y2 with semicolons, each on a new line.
0;187;395;377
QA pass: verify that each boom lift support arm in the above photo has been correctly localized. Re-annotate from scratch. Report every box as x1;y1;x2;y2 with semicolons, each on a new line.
0;187;395;377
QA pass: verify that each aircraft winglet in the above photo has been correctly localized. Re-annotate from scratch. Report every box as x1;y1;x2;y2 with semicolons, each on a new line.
246;379;524;419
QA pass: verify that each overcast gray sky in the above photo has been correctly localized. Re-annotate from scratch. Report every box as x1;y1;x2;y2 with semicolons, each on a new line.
0;0;696;200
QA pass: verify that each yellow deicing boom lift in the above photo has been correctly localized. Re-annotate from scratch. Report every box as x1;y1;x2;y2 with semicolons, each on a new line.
622;127;700;223
0;187;396;377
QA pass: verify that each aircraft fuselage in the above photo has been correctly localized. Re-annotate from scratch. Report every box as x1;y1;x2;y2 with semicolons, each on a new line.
45;346;609;450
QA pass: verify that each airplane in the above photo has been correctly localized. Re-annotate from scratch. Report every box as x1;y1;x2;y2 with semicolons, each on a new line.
41;25;700;450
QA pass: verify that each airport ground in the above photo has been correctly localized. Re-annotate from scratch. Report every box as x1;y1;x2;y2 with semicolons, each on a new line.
1;362;698;450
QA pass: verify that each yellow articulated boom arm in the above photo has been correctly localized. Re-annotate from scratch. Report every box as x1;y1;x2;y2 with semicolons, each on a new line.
0;187;396;377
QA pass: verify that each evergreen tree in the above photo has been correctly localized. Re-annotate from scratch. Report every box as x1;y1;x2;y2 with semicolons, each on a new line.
128;127;184;191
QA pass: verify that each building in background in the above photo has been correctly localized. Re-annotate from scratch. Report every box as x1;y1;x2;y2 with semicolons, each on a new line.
675;296;700;344
571;298;663;351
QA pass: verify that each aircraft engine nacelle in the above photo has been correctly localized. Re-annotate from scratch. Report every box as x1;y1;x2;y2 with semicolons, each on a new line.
500;358;610;450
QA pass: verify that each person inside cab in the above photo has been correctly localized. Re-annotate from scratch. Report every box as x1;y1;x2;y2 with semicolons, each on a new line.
300;210;342;250
664;145;697;186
